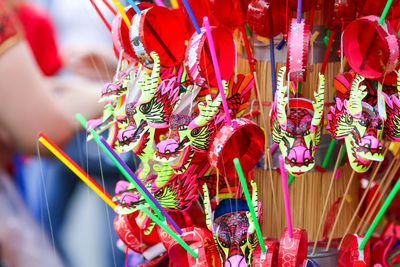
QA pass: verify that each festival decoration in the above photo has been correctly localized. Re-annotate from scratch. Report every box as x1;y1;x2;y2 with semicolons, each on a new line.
271;67;325;176
343;15;400;79
37;1;400;266
203;181;260;266
327;74;384;173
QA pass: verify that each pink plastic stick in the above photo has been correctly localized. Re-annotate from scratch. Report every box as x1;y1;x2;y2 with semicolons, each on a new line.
279;155;293;238
154;0;166;7
203;17;232;126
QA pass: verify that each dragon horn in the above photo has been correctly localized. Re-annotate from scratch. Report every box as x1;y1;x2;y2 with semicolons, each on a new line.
347;74;367;117
202;184;213;232
191;83;225;127
276;67;288;127
311;73;325;129
250;180;259;219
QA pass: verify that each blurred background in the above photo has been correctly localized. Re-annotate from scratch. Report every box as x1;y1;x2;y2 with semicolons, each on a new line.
0;0;151;266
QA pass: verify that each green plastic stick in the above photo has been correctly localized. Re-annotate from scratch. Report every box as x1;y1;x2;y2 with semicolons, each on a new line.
139;206;198;259
321;139;336;170
288;174;295;185
75;113;165;221
379;0;393;24
359;176;400;250
233;158;266;253
337;143;347;166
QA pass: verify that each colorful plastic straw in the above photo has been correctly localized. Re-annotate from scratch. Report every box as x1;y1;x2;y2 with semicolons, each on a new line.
38;132;116;209
279;155;293;238
297;0;302;23
316;139;336;172
101;0;117;15
111;0;131;27
181;0;201;34
379;0;393;25
139;206;198;258
321;31;335;75
126;0;142;15
89;0;112;32
233;158;266;253
203;17;232;126
154;0;166;7
359;175;400;250
334;143;347;179
76;113;183;235
270;37;277;98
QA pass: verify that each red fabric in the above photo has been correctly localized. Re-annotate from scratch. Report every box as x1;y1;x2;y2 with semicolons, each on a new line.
15;2;62;76
0;0;19;49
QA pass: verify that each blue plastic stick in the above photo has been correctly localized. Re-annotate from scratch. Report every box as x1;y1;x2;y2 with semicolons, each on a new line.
181;0;201;34
127;0;142;15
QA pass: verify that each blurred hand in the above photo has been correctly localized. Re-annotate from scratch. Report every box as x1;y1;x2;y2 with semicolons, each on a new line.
61;45;118;82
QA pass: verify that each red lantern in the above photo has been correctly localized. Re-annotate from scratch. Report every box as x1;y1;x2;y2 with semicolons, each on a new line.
247;0;286;38
208;118;265;179
338;234;370;267
280;0;317;12
185;24;235;87
209;0;251;28
286;18;311;82
343;16;400;79
130;6;186;68
253;241;279;266
157;226;221;267
178;0;218;35
323;0;357;32
355;0;400;20
278;227;308;267
113;213;159;253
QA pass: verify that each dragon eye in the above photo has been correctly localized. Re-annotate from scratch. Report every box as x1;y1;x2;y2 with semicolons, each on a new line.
140;102;152;114
359;119;367;127
178;124;188;131
304;129;310;135
286;131;294;138
191;128;201;136
239;238;247;246
219;239;229;248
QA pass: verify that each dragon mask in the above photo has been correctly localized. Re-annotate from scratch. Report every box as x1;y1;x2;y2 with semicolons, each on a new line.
271;66;325;176
203;181;260;267
327;74;384;173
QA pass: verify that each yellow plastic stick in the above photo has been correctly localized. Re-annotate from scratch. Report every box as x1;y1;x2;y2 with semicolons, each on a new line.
38;134;116;210
111;0;131;27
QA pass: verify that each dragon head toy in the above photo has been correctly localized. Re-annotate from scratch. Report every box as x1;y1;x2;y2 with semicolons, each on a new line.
327;74;384;173
203;181;260;267
271;66;325;176
384;71;400;142
116;52;180;153
154;83;226;174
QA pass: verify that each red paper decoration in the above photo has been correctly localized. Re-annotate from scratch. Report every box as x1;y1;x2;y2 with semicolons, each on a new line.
247;0;286;38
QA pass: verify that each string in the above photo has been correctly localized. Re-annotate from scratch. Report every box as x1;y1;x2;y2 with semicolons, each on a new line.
36;140;57;255
97;145;117;267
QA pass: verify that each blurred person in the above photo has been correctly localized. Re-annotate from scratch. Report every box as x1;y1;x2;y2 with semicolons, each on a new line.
11;1;135;267
0;0;104;266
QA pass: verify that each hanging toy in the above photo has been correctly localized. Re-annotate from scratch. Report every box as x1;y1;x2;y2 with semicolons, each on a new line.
247;0;286;39
271;67;325;176
185;24;235;87
343;15;400;79
157;226;221;267
338;234;370;267
203;182;260;266
129;6;186;68
384;71;400;142
286;0;311;82
327;74;384;173
323;0;357;32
